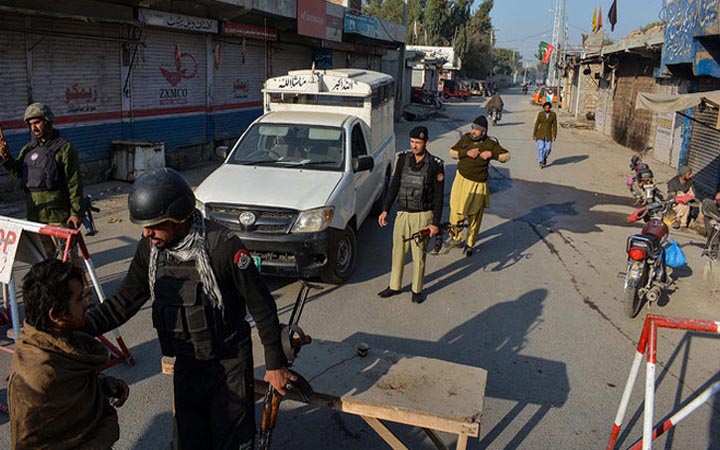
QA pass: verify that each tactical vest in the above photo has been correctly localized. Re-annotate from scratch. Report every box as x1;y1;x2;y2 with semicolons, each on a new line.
398;154;430;212
150;228;247;360
22;133;68;192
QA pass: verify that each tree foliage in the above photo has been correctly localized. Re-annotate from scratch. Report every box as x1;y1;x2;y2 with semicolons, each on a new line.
492;48;522;75
363;0;496;78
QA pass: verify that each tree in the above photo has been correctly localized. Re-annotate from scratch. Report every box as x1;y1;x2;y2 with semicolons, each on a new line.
424;0;451;46
362;0;383;17
461;0;494;78
492;48;522;75
380;0;404;24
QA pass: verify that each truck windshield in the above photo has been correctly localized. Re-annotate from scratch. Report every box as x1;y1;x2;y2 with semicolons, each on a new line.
228;123;345;171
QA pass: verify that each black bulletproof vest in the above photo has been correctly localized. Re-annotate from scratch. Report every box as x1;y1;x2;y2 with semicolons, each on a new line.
150;228;247;360
398;155;430;211
22;133;68;192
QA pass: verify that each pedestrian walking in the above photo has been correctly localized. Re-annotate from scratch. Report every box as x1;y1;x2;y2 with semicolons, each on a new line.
0;103;83;257
82;168;294;450
378;126;444;304
448;116;511;257
533;101;558;169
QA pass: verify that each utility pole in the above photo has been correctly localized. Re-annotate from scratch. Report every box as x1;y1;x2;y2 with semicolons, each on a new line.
395;0;408;122
548;0;566;86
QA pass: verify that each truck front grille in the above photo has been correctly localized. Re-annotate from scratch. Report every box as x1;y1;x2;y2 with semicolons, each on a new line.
206;204;298;235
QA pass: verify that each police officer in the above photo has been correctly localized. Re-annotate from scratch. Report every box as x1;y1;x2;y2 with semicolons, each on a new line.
0;103;83;256
82;168;293;450
378;126;444;304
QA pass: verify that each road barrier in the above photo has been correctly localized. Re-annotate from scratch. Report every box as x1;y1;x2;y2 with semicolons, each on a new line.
0;216;135;388
606;314;720;450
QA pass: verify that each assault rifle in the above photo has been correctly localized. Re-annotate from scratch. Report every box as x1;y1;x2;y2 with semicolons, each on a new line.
404;219;470;255
258;280;319;450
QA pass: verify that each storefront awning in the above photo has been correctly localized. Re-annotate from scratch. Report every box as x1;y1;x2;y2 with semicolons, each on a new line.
635;90;720;113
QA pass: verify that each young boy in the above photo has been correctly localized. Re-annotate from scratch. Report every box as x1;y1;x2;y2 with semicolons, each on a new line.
9;259;129;450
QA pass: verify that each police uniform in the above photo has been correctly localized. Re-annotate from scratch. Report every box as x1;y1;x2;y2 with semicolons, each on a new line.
380;127;444;300
83;169;285;450
1;104;83;225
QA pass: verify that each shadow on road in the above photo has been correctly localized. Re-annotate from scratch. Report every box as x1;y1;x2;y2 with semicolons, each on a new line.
546;154;589;167
339;288;568;449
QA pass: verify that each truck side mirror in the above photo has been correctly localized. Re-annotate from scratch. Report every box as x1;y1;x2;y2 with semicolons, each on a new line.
215;146;229;160
354;155;374;173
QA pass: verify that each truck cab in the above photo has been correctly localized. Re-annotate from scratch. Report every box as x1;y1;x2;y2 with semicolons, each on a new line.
195;68;395;283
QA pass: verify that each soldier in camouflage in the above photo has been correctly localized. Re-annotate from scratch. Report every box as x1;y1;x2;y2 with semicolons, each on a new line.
0;103;83;254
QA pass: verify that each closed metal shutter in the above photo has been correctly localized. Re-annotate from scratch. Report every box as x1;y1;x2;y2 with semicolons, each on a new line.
0;14;30;151
687;106;720;197
271;43;311;77
211;38;265;139
28;17;122;162
333;51;349;68
130;28;207;148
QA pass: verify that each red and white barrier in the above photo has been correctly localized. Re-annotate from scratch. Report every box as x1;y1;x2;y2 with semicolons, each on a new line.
606;314;720;450
0;216;135;369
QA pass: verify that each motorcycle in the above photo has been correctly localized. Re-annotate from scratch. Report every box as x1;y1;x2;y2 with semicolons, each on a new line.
522;85;528;95
626;147;659;205
488;108;502;126
411;87;443;110
623;196;693;318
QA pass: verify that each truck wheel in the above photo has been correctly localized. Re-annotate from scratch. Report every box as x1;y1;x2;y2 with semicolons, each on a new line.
322;226;357;284
370;169;391;216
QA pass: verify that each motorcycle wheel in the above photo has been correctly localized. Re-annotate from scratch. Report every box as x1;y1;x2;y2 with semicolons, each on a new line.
623;285;643;318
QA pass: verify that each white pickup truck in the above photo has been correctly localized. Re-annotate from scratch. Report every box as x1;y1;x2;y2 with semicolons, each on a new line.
195;68;396;283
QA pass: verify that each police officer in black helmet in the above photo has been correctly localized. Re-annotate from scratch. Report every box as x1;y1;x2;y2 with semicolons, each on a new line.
83;168;294;450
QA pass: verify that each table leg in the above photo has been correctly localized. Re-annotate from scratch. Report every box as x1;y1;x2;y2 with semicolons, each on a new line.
422;428;450;450
456;434;469;450
361;416;410;450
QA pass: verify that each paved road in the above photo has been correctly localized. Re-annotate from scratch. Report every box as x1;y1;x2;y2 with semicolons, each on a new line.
1;89;719;449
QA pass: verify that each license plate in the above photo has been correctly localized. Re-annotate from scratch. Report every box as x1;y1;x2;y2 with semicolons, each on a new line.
252;256;262;270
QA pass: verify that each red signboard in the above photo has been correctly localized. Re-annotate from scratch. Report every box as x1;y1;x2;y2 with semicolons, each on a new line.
298;0;327;40
223;22;277;41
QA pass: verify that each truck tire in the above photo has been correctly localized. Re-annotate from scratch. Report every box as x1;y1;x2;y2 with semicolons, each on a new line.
322;226;357;284
370;169;391;216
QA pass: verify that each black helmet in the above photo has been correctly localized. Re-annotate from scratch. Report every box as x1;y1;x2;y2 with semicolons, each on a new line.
128;168;195;226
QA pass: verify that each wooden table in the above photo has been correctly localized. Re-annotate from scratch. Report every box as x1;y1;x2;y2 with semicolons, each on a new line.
162;338;487;450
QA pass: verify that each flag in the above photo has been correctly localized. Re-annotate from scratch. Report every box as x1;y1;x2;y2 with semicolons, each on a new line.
608;0;618;32
592;6;597;32
598;6;603;30
538;41;554;64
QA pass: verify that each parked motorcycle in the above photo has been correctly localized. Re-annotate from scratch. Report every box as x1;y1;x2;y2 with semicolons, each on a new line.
623;196;691;318
522;85;528;95
626;147;660;205
411;87;443;110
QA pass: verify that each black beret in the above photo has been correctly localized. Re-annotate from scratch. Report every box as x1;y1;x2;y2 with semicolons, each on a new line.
409;126;429;140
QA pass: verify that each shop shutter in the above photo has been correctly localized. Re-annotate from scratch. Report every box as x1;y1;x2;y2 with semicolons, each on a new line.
211;38;265;139
687;106;720;197
28;17;122;162
130;28;207;148
0;14;31;152
333;51;349;68
271;43;311;77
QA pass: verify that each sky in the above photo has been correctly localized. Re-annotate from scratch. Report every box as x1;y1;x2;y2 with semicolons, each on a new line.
489;0;666;64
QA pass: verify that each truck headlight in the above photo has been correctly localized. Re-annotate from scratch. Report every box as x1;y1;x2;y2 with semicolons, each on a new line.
292;207;334;233
195;199;206;216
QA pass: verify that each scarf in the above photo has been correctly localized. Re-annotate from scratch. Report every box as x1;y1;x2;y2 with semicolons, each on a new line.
148;210;224;309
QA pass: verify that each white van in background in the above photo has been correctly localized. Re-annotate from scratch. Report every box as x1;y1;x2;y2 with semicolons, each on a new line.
195;68;396;283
